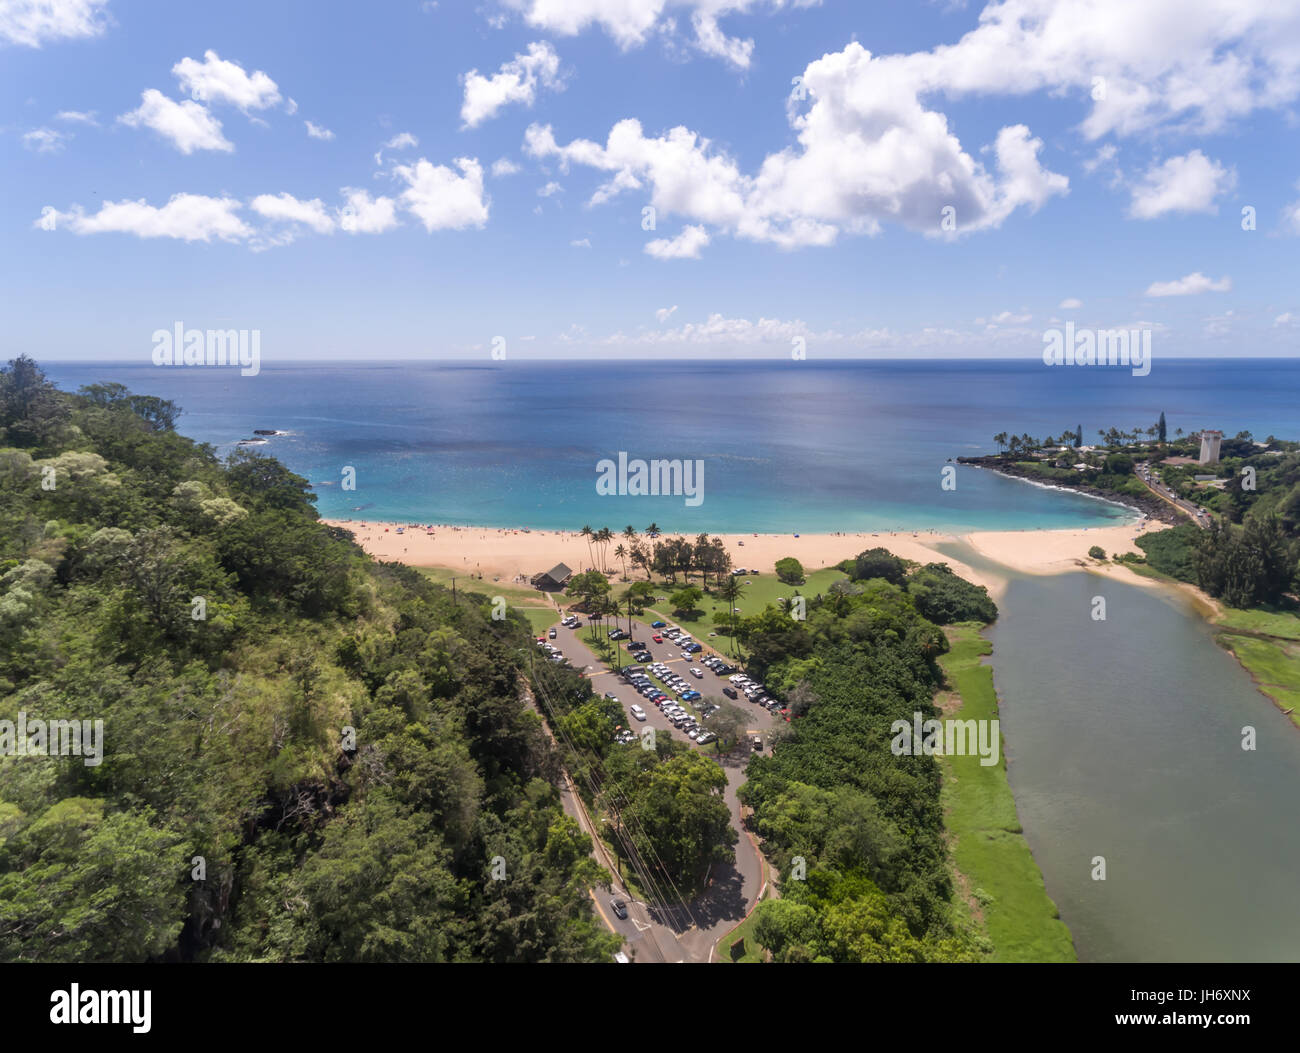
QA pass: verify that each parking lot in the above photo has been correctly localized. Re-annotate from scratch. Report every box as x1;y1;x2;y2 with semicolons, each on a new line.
538;616;780;753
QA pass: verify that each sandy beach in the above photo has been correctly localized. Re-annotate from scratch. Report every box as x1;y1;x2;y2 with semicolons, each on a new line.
323;518;1159;597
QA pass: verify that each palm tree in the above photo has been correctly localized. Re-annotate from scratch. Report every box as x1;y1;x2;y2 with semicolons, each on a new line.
994;431;1008;454
580;525;593;570
614;543;627;580
595;527;613;572
717;575;747;658
623;524;638;547
645;523;660;579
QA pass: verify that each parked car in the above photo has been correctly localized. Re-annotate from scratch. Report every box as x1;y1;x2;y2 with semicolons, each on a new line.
723;687;738;699
651;621;666;628
610;897;628;920
689;667;704;678
652;634;663;643
630;704;646;721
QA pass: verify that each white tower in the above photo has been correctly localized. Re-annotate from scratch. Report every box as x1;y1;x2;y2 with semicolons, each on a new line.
1198;430;1222;465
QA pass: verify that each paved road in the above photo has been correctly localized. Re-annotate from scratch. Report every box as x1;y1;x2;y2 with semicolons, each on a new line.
1137;460;1211;527
544;615;778;962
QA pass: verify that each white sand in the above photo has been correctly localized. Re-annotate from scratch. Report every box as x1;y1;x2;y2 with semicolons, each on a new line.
322;518;1160;598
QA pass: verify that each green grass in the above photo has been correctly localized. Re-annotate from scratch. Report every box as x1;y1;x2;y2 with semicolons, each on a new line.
517;607;560;635
936;625;1077;963
1219;636;1300;727
720;901;767;963
414;565;557;636
1214;607;1300;641
623;568;849;659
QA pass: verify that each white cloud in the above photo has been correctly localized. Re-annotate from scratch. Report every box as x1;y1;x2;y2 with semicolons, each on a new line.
393;157;490;231
537;180;563;197
1129;150;1235;219
172;50;281;110
984;310;1032;325
1275;312;1296;327
338;188;399;233
461;40;563;127
42;193;250;242
374;132;418;165
1284;196;1300;235
570;237;591;247
646;224;710;258
502;0;813;69
1;0;110;47
656;304;678;322
22;127;67;152
251;192;336;234
1144;271;1232;297
304;120;334;140
54;109;97;124
1059;297;1083;309
491;157;522;176
523;45;1067;254
285;97;298;115
119;90;232;153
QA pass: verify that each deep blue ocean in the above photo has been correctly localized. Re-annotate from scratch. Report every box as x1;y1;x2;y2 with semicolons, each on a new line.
43;359;1299;533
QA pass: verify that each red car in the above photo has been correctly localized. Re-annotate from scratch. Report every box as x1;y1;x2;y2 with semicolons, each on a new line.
652;634;663;643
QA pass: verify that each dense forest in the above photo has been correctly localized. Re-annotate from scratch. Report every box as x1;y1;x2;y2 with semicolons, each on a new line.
0;357;619;962
736;549;998;961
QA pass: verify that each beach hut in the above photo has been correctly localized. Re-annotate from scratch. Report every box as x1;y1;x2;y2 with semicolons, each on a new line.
531;563;574;590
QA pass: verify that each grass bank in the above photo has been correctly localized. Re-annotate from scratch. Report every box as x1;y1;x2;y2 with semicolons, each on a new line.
1213;607;1300;728
935;624;1076;963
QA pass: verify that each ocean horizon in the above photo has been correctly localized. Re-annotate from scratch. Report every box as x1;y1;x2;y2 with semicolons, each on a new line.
43;358;1298;534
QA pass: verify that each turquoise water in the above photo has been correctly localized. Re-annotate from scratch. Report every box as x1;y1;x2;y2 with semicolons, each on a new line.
42;358;1299;533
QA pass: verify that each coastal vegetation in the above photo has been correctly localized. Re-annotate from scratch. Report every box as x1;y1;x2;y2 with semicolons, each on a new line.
0;357;618;962
733;552;1024;962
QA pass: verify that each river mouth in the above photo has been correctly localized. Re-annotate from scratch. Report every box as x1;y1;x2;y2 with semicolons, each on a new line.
941;541;1300;962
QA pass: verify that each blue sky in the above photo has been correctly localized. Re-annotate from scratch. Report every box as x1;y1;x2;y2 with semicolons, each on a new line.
4;0;1300;361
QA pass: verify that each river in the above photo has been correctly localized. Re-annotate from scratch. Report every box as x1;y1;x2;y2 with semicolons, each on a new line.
938;542;1300;962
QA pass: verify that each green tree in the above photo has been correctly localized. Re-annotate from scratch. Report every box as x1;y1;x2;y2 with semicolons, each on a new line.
775;556;805;585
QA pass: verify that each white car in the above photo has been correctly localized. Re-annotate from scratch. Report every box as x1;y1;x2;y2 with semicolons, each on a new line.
630;704;646;721
689;667;704;678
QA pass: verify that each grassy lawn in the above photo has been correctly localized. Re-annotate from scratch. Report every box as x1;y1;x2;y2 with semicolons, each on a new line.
609;568;849;660
415;565;558;636
1215;606;1300;640
720;904;767;963
936;625;1077;963
1220;636;1300;726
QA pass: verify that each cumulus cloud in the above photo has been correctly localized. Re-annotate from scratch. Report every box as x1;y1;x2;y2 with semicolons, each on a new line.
646;224;710;258
1144;272;1232;297
656;304;678;322
393;157;490;231
338;188;399;233
501;0;814;69
570;237;591;247
118;89;233;153
250;192;336;234
1129;150;1235;219
537;180;563;197
1059;297;1083;309
304;120;334;140
54;109;98;124
41;193;250;242
374;132;417;165
523;44;1067;254
172;49;281;110
491;157;522;176
22;127;67;152
461;40;562;127
1;0;111;47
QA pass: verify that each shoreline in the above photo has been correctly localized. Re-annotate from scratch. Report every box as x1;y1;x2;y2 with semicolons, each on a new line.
324;517;1159;601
